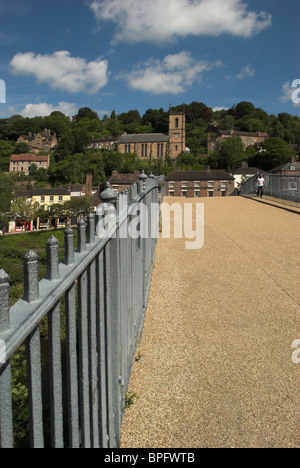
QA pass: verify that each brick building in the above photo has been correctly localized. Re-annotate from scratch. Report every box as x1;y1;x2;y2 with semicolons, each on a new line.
17;128;58;153
9;153;50;175
165;169;235;197
208;129;268;153
268;157;300;175
87;136;117;151
105;170;140;192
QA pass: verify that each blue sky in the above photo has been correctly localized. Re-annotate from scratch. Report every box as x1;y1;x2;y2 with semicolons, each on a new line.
0;0;299;119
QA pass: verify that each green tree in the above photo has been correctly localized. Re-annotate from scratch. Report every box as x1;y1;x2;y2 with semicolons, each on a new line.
75;107;100;121
13;142;30;154
0;174;13;212
63;196;93;219
48;153;86;184
248;137;296;171
10;197;36;228
215;136;245;170
0;140;15;172
44;111;71;138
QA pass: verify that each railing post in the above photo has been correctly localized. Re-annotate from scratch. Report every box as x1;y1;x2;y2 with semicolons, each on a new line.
23;250;39;302
46;235;60;281
64;228;75;265
0;270;10;332
77;218;86;253
87;213;95;244
99;186;120;448
0;270;13;449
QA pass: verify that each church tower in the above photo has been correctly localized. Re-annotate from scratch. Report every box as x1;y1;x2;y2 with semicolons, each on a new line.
168;106;186;160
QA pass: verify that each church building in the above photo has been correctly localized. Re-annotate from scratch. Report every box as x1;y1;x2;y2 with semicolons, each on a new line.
116;108;186;161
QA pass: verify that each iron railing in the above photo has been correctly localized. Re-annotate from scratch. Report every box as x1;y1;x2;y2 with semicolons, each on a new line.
264;174;300;202
231;173;300;203
0;175;160;448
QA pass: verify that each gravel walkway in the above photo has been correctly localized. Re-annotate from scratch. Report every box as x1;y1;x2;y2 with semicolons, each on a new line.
121;196;300;448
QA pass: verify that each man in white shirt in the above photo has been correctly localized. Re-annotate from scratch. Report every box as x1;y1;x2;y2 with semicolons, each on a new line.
256;174;265;198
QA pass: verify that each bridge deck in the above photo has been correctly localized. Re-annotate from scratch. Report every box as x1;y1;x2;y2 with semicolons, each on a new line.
121;196;300;448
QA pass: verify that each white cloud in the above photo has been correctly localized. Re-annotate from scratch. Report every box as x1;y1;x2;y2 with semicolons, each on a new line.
213;106;229;111
119;51;222;95
19;102;78;118
90;0;272;44
236;64;255;79
9;50;109;94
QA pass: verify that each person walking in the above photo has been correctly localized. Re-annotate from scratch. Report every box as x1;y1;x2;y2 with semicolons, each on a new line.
257;174;265;198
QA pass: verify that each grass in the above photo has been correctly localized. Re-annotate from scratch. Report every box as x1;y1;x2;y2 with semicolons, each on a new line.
0;228;77;305
125;391;139;409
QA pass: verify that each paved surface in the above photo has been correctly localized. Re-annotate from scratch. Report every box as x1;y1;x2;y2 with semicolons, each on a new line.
121;196;300;448
242;194;300;215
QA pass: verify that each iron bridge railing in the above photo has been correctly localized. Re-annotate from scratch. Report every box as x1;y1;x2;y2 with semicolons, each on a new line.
231;173;300;203
0;174;160;448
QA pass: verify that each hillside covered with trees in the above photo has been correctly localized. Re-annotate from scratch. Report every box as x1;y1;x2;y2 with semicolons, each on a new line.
0;101;299;190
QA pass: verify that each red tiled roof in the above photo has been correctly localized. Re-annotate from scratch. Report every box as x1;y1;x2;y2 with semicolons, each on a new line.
10;153;49;162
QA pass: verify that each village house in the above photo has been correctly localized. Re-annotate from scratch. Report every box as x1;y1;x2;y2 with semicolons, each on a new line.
268;156;300;175
86;136;117;151
207;129;269;153
231;162;263;188
9;153;50;175
17;128;58;153
9;188;72;232
165;169;235;197
105;170;141;193
117;109;187;161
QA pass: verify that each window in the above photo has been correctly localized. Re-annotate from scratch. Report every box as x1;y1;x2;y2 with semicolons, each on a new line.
288;181;297;190
40;196;45;202
175;117;179;128
194;181;200;188
181;190;187;197
157;143;164;156
194;190;200;198
181;181;187;188
58;195;63;202
168;182;175;188
221;181;227;187
49;196;54;202
207;181;214;187
168;191;174;196
207;190;214;197
221;190;226;196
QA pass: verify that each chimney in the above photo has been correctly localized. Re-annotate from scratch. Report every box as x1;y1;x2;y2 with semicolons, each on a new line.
85;173;92;197
204;166;210;171
291;155;295;163
241;161;248;168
